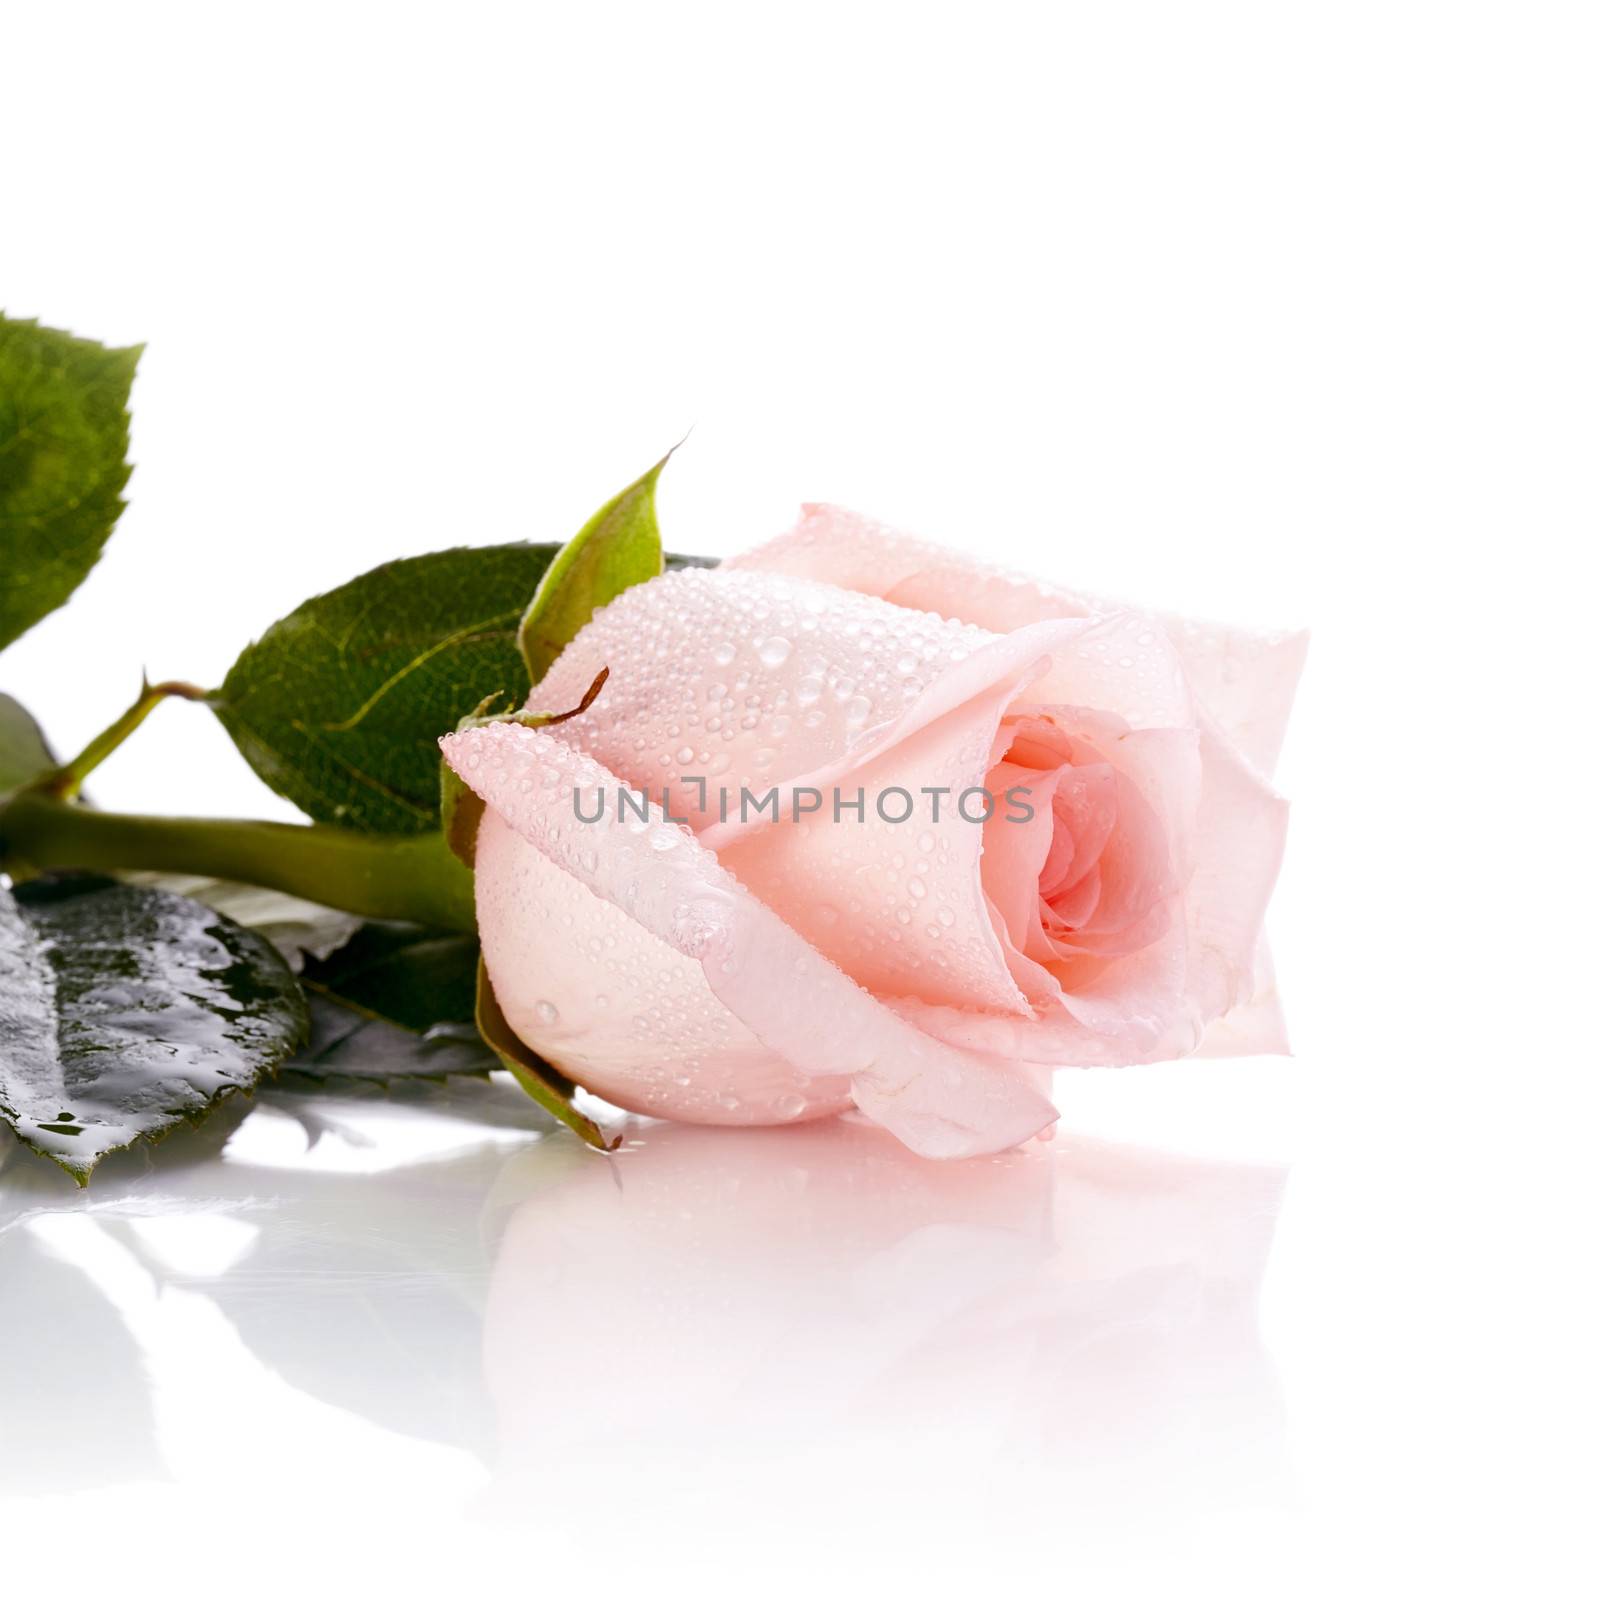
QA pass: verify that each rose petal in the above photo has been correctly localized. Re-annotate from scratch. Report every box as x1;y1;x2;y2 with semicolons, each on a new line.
878;713;1289;1067
530;564;1141;1012
980;758;1062;955
1192;943;1291;1058
526;565;1000;829
730;504;1307;778
475;809;854;1126
717;672;1037;1015
443;722;1060;1158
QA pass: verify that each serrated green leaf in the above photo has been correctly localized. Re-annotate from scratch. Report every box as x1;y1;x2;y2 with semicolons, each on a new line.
0;316;140;652
215;542;709;835
475;958;615;1150
215;543;561;834
0;876;309;1183
517;453;670;685
0;692;56;798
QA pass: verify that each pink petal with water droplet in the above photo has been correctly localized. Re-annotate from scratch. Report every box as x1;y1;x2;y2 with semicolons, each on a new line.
730;504;1307;778
443;722;1059;1159
527;564;1154;1014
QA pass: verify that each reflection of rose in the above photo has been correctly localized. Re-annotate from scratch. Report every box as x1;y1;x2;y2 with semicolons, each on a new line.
483;1120;1289;1541
444;508;1302;1157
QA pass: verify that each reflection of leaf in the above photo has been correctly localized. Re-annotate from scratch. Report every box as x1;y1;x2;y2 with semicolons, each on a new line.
0;692;57;796
518;454;670;684
289;923;498;1083
0;877;308;1183
0;1226;163;1491
0;316;141;652
210;1204;496;1457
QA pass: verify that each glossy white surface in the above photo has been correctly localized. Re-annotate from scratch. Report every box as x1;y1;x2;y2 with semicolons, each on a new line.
2;1056;1588;1595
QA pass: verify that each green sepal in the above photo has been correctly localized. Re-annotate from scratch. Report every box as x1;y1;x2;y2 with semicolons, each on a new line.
516;451;671;685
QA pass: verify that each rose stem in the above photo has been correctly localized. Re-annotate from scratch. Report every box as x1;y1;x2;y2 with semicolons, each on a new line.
0;790;476;933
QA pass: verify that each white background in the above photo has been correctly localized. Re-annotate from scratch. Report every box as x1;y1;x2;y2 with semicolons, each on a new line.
2;3;1596;1596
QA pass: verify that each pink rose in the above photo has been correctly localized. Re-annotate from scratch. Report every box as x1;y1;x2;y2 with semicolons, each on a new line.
441;506;1304;1158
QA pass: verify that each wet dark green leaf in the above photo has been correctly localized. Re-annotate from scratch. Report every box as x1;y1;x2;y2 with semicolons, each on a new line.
290;922;498;1083
0;316;140;652
301;921;479;1033
0;877;309;1183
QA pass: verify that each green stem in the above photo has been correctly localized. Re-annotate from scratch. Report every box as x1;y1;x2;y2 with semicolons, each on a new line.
0;790;476;933
42;678;213;799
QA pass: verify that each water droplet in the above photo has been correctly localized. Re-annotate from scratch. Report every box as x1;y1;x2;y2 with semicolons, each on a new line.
758;635;793;668
534;1000;559;1025
713;642;737;666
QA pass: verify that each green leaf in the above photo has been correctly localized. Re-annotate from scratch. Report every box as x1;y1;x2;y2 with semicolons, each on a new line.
118;876;492;1083
290;922;498;1083
215;541;709;835
0;316;141;653
517;452;671;685
0;692;57;798
215;543;560;834
0;876;309;1183
475;958;615;1150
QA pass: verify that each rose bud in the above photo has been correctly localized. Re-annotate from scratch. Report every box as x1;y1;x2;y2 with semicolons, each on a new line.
441;507;1303;1159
